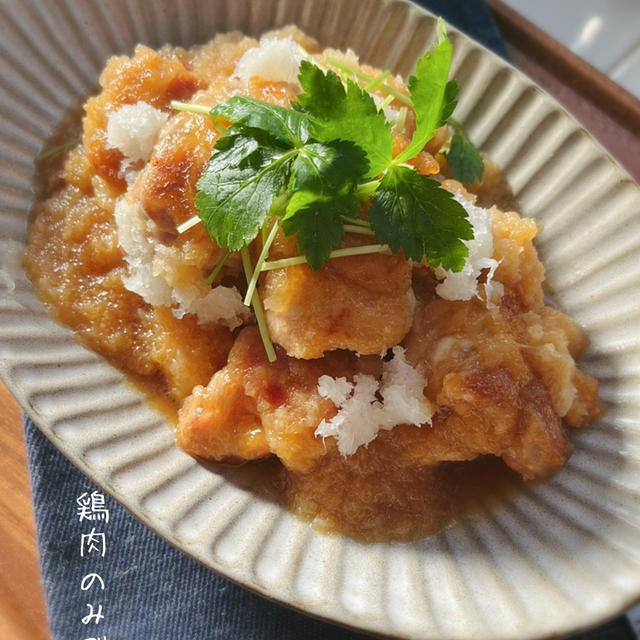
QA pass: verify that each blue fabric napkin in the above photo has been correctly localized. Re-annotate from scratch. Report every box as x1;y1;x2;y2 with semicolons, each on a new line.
23;2;636;639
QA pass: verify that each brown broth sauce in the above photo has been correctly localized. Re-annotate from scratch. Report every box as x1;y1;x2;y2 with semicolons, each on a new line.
200;454;523;543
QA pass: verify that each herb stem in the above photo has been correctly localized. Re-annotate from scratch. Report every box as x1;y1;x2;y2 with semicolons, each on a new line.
344;224;374;236
379;94;395;110
341;216;370;227
364;70;391;92
380;85;412;107
354;179;380;200
177;215;201;234
394;106;408;134
325;58;412;106
206;249;230;285
261;244;389;271
326;56;360;82
36;137;82;162
170;100;212;115
448;116;463;135
241;247;277;363
244;220;279;306
171;100;227;135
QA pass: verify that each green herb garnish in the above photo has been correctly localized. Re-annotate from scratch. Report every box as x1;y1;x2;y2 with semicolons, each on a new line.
445;117;484;184
36;137;82;162
369;165;472;271
296;60;392;178
394;19;457;165
174;19;483;360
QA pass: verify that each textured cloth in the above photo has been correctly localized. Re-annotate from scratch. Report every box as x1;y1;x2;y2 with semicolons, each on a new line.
25;418;375;639
23;1;635;639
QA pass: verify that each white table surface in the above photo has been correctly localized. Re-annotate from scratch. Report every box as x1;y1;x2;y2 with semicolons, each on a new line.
502;0;640;99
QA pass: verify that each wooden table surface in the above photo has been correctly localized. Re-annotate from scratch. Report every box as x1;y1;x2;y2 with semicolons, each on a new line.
0;381;48;640
1;4;638;639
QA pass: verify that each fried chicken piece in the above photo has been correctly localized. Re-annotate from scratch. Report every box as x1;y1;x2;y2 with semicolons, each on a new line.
400;225;602;480
133;77;299;237
178;297;576;482
179;283;598;481
262;234;415;358
177;326;382;471
132;89;220;237
399;295;573;479
83;45;202;187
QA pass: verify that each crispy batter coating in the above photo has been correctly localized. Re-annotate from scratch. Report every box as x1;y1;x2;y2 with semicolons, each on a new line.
178;326;382;472
262;234;416;358
83;44;202;187
402;294;574;479
134;77;299;237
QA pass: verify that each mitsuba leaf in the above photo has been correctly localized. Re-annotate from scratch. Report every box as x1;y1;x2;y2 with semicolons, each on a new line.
209;133;260;164
296;60;393;177
282;191;358;269
440;80;458;125
290;140;369;195
368;165;472;271
395;18;453;164
446;133;484;184
195;137;292;251
212;96;310;148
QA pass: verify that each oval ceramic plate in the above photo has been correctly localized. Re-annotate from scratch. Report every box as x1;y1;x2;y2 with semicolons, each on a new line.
1;1;640;638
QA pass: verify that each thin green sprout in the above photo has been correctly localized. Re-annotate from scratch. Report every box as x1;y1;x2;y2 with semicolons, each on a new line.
343;224;374;236
447;116;464;135
206;249;231;285
170;100;227;135
326;57;370;82
378;94;395;110
364;70;391;92
244;220;279;306
325;57;412;106
394;106;408;134
177;215;201;234
354;179;381;200
447;116;477;147
261;244;389;271
36;137;82;162
171;100;211;115
240;247;277;362
341;216;370;227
